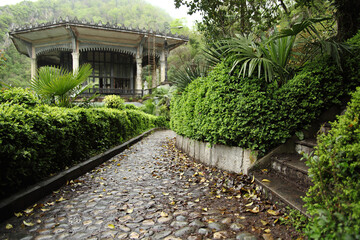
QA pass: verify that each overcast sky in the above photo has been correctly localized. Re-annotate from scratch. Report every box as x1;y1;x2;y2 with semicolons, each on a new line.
0;0;202;28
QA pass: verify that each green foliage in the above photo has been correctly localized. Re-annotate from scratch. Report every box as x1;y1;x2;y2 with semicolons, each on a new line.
171;56;345;154
30;64;93;107
140;99;156;115
304;87;360;239
103;95;125;110
280;207;308;233
170;61;209;92
0;103;165;199
174;0;287;41
0;87;40;106
124;104;138;110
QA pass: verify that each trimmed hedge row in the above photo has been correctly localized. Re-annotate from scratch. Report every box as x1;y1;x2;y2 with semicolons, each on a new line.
0;103;166;199
170;56;347;155
304;87;360;239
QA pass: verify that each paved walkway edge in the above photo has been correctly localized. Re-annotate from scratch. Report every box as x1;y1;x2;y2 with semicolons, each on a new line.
0;127;165;222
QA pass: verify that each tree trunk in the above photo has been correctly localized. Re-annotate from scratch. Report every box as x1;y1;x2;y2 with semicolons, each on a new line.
335;0;360;41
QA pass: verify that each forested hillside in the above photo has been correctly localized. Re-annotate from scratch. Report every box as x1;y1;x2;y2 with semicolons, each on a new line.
0;0;173;87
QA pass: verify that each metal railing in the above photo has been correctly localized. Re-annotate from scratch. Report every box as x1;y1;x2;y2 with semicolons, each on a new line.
81;88;152;97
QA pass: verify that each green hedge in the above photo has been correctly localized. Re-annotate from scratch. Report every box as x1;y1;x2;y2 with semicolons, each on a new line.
304;87;360;239
0;104;165;199
0;87;40;106
170;57;345;154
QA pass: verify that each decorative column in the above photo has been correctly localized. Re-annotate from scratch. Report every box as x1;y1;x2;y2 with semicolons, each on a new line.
152;62;157;89
135;45;143;91
30;45;37;79
72;52;80;72
160;48;166;83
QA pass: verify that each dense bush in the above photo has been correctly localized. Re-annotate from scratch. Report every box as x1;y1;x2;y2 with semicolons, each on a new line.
0;87;40;106
124;103;138;110
0;104;165;199
304;87;360;239
171;56;345;154
103;95;125;110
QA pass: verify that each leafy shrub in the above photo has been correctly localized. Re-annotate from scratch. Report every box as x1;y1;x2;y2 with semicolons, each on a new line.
171;56;345;154
140;99;156;115
124;104;138;110
0;87;40;106
304;87;360;239
0;105;165;199
103;95;125;110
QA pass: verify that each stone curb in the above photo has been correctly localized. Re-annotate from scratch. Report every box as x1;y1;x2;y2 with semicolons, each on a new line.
0;127;164;222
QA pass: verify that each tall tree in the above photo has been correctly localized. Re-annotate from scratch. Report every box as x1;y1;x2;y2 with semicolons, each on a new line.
174;0;290;41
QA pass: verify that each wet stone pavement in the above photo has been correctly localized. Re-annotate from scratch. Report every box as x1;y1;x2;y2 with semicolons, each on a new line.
0;130;300;240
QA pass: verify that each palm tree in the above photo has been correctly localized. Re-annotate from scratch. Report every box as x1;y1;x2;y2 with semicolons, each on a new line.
30;64;93;107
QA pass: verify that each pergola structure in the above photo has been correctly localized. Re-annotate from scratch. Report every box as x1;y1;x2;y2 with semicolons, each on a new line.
9;17;188;96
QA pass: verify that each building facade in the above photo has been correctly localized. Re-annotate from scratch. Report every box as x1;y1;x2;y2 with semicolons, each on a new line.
9;17;188;96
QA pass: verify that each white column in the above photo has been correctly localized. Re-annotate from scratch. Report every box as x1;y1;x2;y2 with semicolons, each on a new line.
136;57;143;90
30;46;37;79
160;49;166;83
152;62;157;89
72;52;80;72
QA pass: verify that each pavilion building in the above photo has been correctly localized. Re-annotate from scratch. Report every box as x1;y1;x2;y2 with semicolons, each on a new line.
9;17;188;96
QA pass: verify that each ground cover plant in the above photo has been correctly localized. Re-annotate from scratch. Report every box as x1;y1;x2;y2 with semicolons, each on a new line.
0;88;166;199
304;86;360;239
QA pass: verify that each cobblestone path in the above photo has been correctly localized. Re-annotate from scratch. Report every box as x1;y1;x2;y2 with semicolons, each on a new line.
0;130;300;240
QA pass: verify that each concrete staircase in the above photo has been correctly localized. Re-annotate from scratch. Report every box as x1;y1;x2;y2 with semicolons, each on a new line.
252;140;316;215
250;119;335;216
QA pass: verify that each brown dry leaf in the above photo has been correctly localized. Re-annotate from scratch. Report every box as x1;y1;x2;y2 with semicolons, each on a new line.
246;206;259;214
262;179;271;183
263;233;274;240
160;211;168;217
261;220;269;226
23;220;34;227
5;224;13;229
267;209;280;216
56;197;66;202
107;223;115;229
23;208;33;214
14;212;23;217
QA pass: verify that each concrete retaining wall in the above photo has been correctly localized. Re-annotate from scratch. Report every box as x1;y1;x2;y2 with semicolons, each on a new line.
175;135;257;175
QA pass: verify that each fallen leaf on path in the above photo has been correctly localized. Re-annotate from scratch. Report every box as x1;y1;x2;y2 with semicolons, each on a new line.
14;212;22;217
127;208;134;214
107;224;115;229
160;211;168;217
23;208;33;214
5;224;13;229
40;208;50;212
265;229;271;233
56;197;66;202
246;206;259;213
261;220;269;226
267;209;280;216
263;233;274;240
23;221;34;227
262;179;271;183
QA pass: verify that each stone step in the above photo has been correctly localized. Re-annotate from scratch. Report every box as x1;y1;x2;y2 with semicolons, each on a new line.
271;153;312;191
253;171;308;216
295;138;317;156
